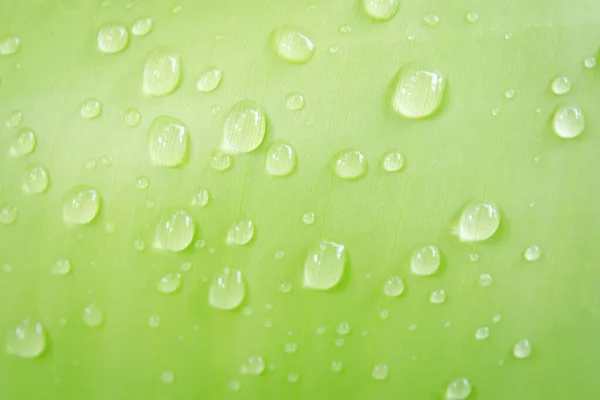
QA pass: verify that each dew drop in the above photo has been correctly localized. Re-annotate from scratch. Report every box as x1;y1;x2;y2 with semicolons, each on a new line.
209;267;245;310
331;361;343;372
286;92;305;111
410;245;441;276
51;259;71;275
266;143;297;177
82;303;104;327
228;380;240;391
226;219;255;245
445;378;472;400
379;309;390;320
479;274;492;287
241;355;265;375
85;158;97;170
160;371;175;384
315;326;325;335
143;48;181;97
9;128;36;157
157;273;181;294
148;315;160;328
22;164;49;194
304;239;347;290
211;105;221;115
429;289;446;304
147;115;189;167
336;322;351;335
339;24;352;34
334;338;345;347
492;314;502;324
210;152;233;171
382;151;404;172
80;98;102;119
279;282;292;293
0;204;18;225
136;176;149;190
272;26;315;63
524;245;541;261
97;25;128;53
465;11;479;23
0;36;20;55
454;202;500;242
62;186;101;225
384;276;405;297
6;319;46;358
197;68;222;93
124;108;141;127
179;261;191;272
551;76;571;95
287;373;300;383
584;56;596;69
284;343;298;353
132;17;153;36
302;212;315;225
372;364;388;380
362;0;399;21
475;326;489;340
5;110;23;128
423;14;439;26
505;89;515;99
513;339;532;359
391;63;446;119
154;209;195;252
222;100;266;154
333;150;367;180
190;188;210;207
552;105;584;139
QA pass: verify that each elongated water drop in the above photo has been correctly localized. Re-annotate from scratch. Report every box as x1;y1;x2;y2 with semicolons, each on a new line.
157;273;181;293
445;378;472;399
0;204;18;225
209;267;245;310
455;202;500;242
6;319;46;358
333;150;367;180
97;25;128;53
9;128;36;157
304;240;347;290
82;303;104;327
147;115;189;167
23;164;49;194
241;355;265;375
197;68;222;93
226;219;255;245
391;63;446;119
63;186;101;225
154;209;195;252
266;143;297;176
552;105;584;139
384;276;405;297
222;100;266;154
143;48;181;97
362;0;399;21
513;339;532;359
411;245;441;276
272;26;314;64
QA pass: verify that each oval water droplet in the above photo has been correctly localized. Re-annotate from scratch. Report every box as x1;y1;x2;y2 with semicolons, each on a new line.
5;110;23;128
209;267;245;310
445;378;472;400
465;11;479;23
80;98;102;119
132;17;153;36
148;315;161;328
303;239;347;290
62;186;101;225
157;273;181;294
513;339;532;359
475;326;489;340
286;92;305;111
154;209;195;252
22;164;49;194
226;219;255;245
552;105;584;139
82;303;104;327
333;150;367;180
551;76;571;95
331;361;343;372
272;26;315;63
524;245;541;261
455;202;500;242
191;188;210;207
265;143;297;177
423;14;440;26
143;48;182;97
9;128;36;157
51;259;71;275
362;0;399;21
210;152;233;171
584;56;596;69
336;322;351;335
0;204;18;225
410;245;441;276
197;68;222;93
136;176;149;190
97;25;128;53
133;237;146;252
384;276;405;297
124;107;141;127
6;319;46;358
479;273;492;287
429;289;446;304
391;63;446;119
372;364;388;380
382;151;404;172
302;212;315;225
147;115;189;167
241;355;265;375
222;100;266;154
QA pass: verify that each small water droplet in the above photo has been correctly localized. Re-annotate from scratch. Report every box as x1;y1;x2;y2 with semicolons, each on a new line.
5;110;23;128
209;267;245;310
524;245;541;261
136;176;149;190
6;319;46;358
382;151;404;172
423;14;439;26
157;273;181;294
445;378;472;400
22;164;49;194
304;239;347;290
2;263;13;272
124;107;141;127
491;107;500;116
241;355;265;375
315;326;325;335
0;204;18;225
492;314;502;324
148;115;189;167
429;289;446;304
226;219;255;245
362;0;399;21
479;274;492;287
154;209;195;252
379;309;390;320
505;89;515;99
410;245;441;276
504;33;512;40
242;306;253;316
339;24;352;33
264;319;273;328
222;100;266;154
160;371;175;384
272;26;314;63
132;17;153;36
372;364;388;380
0;36;20;55
80;98;102;119
228;380;240;391
454;202;501;242
100;155;112;166
190;188;210;207
513;339;532;359
51;259;71;275
265;142;297;177
551;76;571;95
584;56;596;69
302;212;315;225
9;127;36;157
384;276;405;297
210;152;233;171
143;48;181;97
171;5;182;13
62;186;101;225
148;315;161;328
179;261;192;272
334;338;345;347
82;303;104;327
475;326;489;340
465;11;479;23
196;68;222;93
336;322;351;335
333;150;367;180
391;63;446;119
97;25;128;53
552;105;584;139
211;105;221;115
331;360;343;372
286;92;306;111
85;158;97;170
284;343;298;353
287;372;300;383
328;45;339;54
469;253;479;262
279;282;292;293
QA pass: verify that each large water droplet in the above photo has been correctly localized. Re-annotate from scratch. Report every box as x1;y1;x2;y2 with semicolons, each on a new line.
445;378;472;399
226;219;255;245
391;63;446;119
82;303;104;327
143;48;182;97
62;186;101;225
132;17;153;36
9;128;36;157
6;319;46;358
304;240;347;290
209;267;245;310
5;110;23;128
455;202;500;242
148;115;189;167
222;100;266;154
551;76;571;95
22;164;49;194
0;204;18;225
272;26;315;63
0;36;20;55
333;150;367;180
265;143;297;176
524;245;541;261
241;355;265;375
124;108;141;127
372;364;389;380
513;339;532;359
197;68;222;93
552;105;584;139
157;273;181;294
362;0;399;21
51;259;71;275
97;25;128;53
410;245;441;276
384;276;405;297
154;209;195;252
382;151;404;172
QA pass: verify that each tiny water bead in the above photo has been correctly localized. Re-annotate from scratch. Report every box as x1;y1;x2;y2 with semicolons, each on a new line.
455;202;501;242
584;56;596;69
391;63;446;119
423;14;440;26
302;212;315;225
85;158;97;170
505;89;515;99
196;68;222;93
492;314;502;324
0;36;20;55
9;128;37;157
272;25;315;63
97;25;128;53
286;92;305;111
210;153;233;171
331;361;343;372
445;378;472;400
226;219;255;245
333;150;367;180
285;343;298;353
362;0;399;21
190;188;210;207
287;373;300;383
265;143;297;177
551;76;571;95
337;322;351;335
51;259;71;275
241;355;265;375
124;108;141;127
524;245;541;261
148;115;189;167
384;276;405;297
382;151;404;172
429;289;446;304
157;273;181;294
372;364;388;380
513;339;532;359
6;319;46;358
0;205;18;225
148;315;161;328
143;48;182;97
479;274;493;287
160;371;175;384
222;100;266;154
62;186;101;225
552;105;584;139
304;239;347;290
22;164;49;194
209;267;245;310
279;282;293;293
465;11;479;23
82;303;104;327
132;17;153;36
410;245;441;276
475;326;490;340
80;98;102;119
136;176;149;190
5;110;23;128
334;338;345;347
154;209;195;252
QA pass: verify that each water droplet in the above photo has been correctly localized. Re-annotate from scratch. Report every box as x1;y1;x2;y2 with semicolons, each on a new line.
454;202;500;242
505;89;515;99
384;276;405;297
379;309;390;320
382;151;404;172
197;68;222;93
80;98;102;119
264;319;273;328
154;209;195;252
62;186;101;225
331;361;343;372
475;326;489;340
328;45;339;54
372;364;388;380
333;150;367;180
391;63;446;119
105;221;116;233
5;110;23;128
97;25;128;53
136;176;149;190
279;282;292;293
9;128;36;157
51;259;71;275
304;239;347;290
410;245;441;276
339;24;352;33
242;306;253;316
85;158;97;170
287;373;300;383
148;315;160;328
286;92;305;111
210;152;232;171
362;0;399;21
551;76;571;95
302;212;315;225
513;339;532;359
465;11;479;23
132;17;153;36
272;26;315;63
22;164;49;194
222;100;266;154
241;355;265;375
157;273;181;294
552;105;584;139
504;33;512;40
209;267;245;310
191;188;210;207
429;289;446;304
179;261;192;272
492;314;502;324
226;219;255;245
423;14;439;26
0;36;20;56
335;338;345;347
0;204;18;225
524;245;541;261
171;5;182;13
211;105;221;115
445;378;472;400
6;319;46;358
228;380;240;391
147;115;189;167
160;371;175;384
100;155;112;166
143;48;182;97
124;108;141;127
315;326;325;335
584;56;596;69
491;107;500;116
336;322;351;335
82;303;104;327
479;274;492;287
265;143;297;177
284;343;298;353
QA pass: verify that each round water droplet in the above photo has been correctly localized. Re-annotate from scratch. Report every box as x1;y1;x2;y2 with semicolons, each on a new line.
242;355;265;375
304;239;347;290
82;303;104;327
272;26;315;63
157;273;181;294
222;100;266;154
22;164;49;194
100;155;112;166
148;315;160;328
265;143;297;177
455;202;500;242
160;371;175;384
143;48;181;97
513;339;532;359
551;76;571;95
285;342;298;353
80;98;102;119
211;105;221;115
552;105;584;139
584;56;596;69
147;115;189;167
286;92;305;111
97;25;128;53
337;322;351;335
209;267;245;310
382;151;404;172
85;158;97;170
279;282;293;293
133;237;145;252
410;245;441;276
226;219;255;245
179;261;192;272
287;373;300;383
51;259;71;275
197;68;222;93
423;14;439;26
6;319;46;358
124;108;141;127
210;152;233;171
492;314;502;324
191;188;210;207
62;186;101;225
391;63;446;119
445;378;472;400
475;326;489;340
505;89;515;99
315;327;325;335
372;364;388;380
384;276;405;297
429;289;446;304
524;245;541;261
132;17;153;36
154;209;195;252
335;338;345;347
331;361;343;372
0;204;18;225
136;176;149;190
479;274;492;287
362;0;399;21
10;128;36;157
465;11;479;23
302;212;315;225
333;150;367;180
5;110;23;128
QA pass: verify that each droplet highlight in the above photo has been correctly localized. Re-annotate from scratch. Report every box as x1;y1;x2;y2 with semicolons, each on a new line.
552;105;584;139
454;202;500;242
384;276;405;297
265;143;297;177
226;219;255;245
197;68;222;93
22;164;49;194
